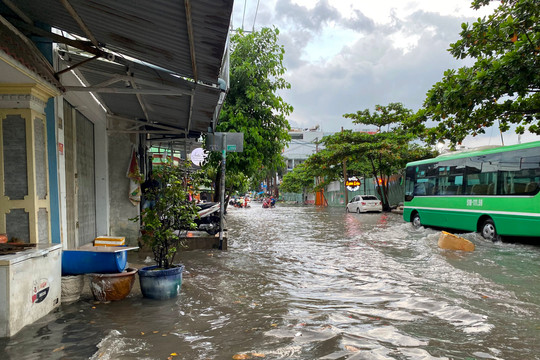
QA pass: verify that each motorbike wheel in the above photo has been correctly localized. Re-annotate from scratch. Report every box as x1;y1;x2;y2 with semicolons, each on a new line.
204;216;221;235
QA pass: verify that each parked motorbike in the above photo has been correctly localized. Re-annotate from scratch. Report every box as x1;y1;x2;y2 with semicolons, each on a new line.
194;202;221;235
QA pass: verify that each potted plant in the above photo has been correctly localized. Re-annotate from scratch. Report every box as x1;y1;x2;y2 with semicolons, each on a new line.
132;161;199;299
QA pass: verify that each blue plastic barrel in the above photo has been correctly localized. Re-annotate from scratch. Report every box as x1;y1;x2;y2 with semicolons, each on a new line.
61;249;127;275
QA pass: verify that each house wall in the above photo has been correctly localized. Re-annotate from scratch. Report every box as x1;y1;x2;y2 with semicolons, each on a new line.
52;63;140;247
108;132;140;245
60;69;110;246
0;88;56;243
1;42;139;248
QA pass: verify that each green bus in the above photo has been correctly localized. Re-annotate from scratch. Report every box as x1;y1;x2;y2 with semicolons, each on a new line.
403;141;540;240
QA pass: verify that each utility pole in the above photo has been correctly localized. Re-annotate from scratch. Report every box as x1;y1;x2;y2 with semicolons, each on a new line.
219;133;226;250
315;137;319;190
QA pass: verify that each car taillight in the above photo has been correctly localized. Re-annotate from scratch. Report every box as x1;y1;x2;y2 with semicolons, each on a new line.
361;202;366;205
378;201;381;205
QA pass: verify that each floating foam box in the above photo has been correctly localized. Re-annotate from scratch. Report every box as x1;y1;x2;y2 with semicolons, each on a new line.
438;231;475;252
94;236;125;247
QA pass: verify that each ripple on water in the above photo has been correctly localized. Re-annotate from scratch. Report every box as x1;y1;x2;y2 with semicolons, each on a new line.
90;330;149;360
3;205;540;360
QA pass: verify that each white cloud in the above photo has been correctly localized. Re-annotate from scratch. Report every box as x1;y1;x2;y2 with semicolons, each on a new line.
302;26;360;63
231;0;540;145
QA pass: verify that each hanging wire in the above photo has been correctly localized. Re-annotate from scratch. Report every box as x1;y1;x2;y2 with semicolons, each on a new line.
252;0;261;32
241;0;248;30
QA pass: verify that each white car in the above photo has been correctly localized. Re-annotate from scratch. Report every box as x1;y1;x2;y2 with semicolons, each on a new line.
346;195;383;213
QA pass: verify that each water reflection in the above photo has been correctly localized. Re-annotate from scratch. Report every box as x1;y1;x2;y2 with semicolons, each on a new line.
1;205;539;359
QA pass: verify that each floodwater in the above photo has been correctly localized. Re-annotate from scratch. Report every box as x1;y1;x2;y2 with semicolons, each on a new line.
1;205;540;360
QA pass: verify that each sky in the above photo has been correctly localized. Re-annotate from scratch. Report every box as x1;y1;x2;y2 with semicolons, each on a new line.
231;0;540;148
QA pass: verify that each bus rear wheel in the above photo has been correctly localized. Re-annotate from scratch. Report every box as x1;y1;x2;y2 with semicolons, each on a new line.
412;213;421;228
481;219;498;241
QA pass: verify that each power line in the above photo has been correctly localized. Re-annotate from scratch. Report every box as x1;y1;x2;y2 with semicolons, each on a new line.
241;0;247;30
252;0;261;32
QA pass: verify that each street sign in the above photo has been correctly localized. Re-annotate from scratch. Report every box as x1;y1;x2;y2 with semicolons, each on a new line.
207;132;244;152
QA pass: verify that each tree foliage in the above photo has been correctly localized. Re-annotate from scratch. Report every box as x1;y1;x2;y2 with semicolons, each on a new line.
207;27;292;194
345;102;413;131
280;163;315;194
310;103;435;210
409;0;540;144
304;147;349;190
132;162;199;269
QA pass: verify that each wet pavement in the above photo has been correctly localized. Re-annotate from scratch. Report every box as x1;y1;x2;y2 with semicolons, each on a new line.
1;205;540;359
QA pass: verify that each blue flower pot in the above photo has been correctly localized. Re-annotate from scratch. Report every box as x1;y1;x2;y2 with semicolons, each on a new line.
138;264;185;300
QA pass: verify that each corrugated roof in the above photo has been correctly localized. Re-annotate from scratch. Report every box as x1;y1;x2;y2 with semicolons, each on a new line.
0;20;62;90
0;0;232;140
1;0;233;84
61;52;221;138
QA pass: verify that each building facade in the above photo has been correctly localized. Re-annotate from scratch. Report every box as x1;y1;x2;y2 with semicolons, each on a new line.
0;1;233;336
282;126;334;173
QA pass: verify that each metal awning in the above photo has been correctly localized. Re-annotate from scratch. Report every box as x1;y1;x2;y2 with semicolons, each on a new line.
60;51;223;139
0;0;233;140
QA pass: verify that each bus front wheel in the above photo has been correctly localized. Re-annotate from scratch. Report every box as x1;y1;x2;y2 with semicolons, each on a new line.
412;213;421;228
481;219;498;241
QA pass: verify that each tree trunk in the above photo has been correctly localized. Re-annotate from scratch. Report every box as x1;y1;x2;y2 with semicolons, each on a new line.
380;175;391;212
369;155;390;211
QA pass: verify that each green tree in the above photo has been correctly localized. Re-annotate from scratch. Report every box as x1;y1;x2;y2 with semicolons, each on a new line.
132;162;199;269
207;27;292;197
411;0;540;145
312;103;435;210
280;163;315;194
303;146;348;190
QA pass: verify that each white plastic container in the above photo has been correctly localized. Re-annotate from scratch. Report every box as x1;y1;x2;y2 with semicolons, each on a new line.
0;243;61;337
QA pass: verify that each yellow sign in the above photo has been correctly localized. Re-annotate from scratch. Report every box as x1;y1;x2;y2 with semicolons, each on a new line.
346;176;361;191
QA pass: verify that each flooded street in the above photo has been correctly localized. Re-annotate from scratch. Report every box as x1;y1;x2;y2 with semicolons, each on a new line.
2;205;540;359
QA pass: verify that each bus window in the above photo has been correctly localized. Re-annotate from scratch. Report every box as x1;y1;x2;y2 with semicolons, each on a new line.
404;166;416;201
409;163;438;196
414;182;427;196
419;164;438;195
521;155;540;170
499;151;540;195
525;179;539;194
431;160;465;195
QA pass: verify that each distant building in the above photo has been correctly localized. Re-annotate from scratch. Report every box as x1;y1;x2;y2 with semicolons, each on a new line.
283;125;334;172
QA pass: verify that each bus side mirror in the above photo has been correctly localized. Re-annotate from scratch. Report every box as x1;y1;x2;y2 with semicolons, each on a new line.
404;194;414;202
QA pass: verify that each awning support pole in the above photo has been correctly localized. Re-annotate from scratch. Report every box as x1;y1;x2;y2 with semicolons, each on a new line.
219;134;226;250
